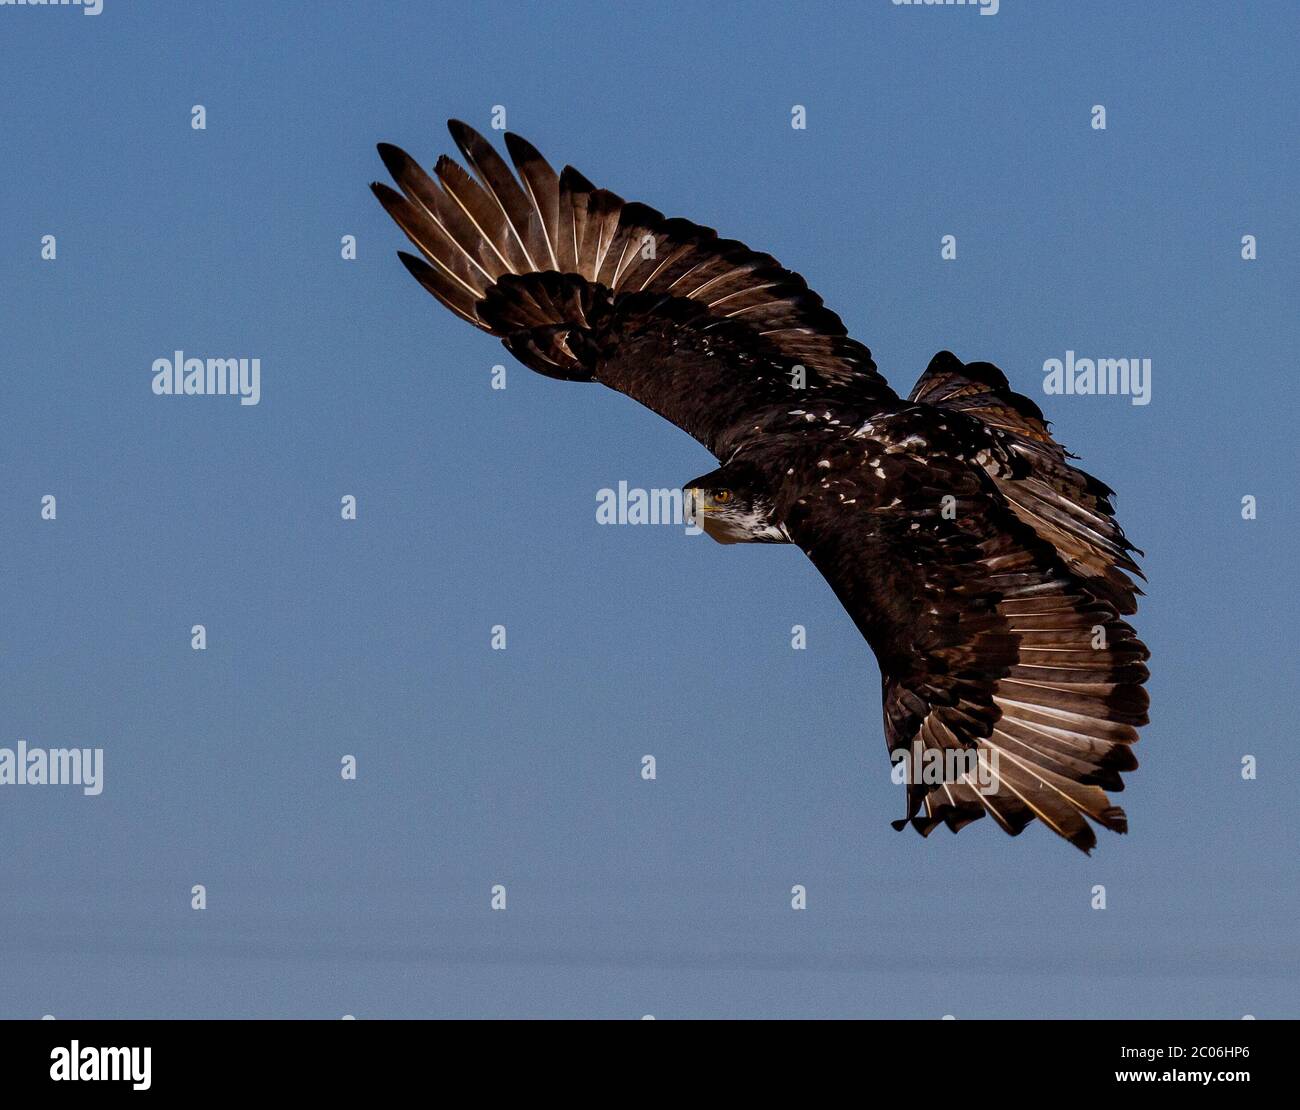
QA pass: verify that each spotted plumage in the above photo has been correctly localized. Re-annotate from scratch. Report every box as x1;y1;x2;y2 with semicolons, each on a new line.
373;122;1150;854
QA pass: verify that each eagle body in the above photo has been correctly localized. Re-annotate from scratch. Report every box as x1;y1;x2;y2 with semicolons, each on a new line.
373;122;1150;853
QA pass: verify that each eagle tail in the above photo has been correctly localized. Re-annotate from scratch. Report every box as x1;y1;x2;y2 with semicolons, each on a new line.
884;550;1147;854
892;688;1142;855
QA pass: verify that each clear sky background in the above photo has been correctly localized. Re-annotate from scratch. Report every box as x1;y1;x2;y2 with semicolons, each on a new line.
0;1;1295;1018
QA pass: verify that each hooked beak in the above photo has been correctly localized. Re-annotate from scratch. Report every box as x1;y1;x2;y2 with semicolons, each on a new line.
685;489;719;525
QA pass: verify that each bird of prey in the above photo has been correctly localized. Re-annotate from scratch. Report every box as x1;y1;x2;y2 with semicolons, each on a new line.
371;121;1149;854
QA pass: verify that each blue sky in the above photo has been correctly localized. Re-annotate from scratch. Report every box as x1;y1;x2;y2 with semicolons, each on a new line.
0;0;1295;1018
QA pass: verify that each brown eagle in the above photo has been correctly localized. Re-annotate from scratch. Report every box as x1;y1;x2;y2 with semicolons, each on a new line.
371;122;1149;854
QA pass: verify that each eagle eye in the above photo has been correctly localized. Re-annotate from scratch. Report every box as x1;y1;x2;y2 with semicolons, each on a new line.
714;489;733;505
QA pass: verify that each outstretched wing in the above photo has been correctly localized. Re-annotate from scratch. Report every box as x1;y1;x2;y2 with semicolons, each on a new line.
782;430;1149;853
371;121;895;454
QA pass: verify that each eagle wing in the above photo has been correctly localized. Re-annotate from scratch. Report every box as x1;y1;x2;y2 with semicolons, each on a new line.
372;122;896;454
910;351;1145;615
781;419;1149;854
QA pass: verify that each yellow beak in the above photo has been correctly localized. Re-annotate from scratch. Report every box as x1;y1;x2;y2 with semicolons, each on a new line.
686;489;718;514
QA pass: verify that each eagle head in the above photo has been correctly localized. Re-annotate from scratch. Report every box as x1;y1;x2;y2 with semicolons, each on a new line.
684;463;791;545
